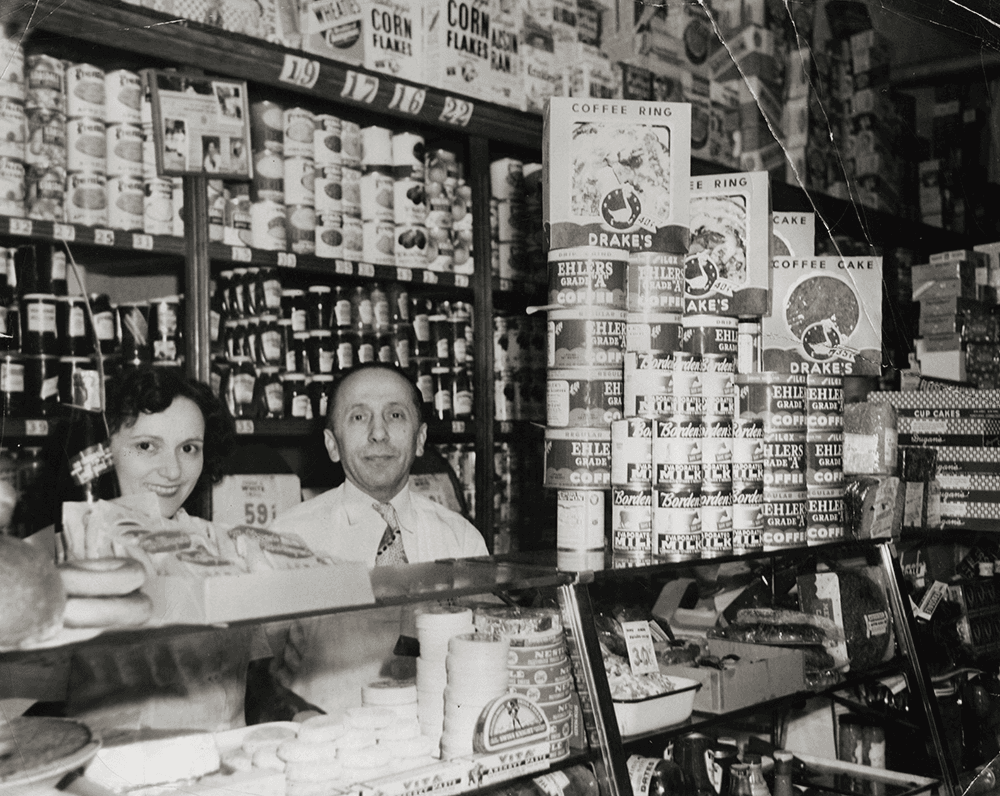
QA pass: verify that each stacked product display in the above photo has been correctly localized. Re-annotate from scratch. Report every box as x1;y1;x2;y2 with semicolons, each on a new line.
490;157;546;284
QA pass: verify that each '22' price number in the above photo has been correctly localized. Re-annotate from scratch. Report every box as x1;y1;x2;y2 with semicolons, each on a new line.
438;96;474;127
341;70;380;104
245;502;279;526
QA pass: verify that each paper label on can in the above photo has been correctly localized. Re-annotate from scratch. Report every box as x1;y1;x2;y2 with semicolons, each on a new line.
806;378;845;432
806;493;844;544
547;248;627;309
700;492;733;554
545;429;612;489
27;302;56;334
627;254;685;312
547;314;626;368
762;496;806;548
806;432;844;490
612;487;652;554
763;437;806;490
556;489;605;549
0;363;24;393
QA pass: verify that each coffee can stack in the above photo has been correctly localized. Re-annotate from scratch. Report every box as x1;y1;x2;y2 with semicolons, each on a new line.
248;100;286;251
805;374;845;545
489;157;525;283
392;132;427;270
314;113;343;259
735;372;808;552
24;54;67;224
544;246;628;569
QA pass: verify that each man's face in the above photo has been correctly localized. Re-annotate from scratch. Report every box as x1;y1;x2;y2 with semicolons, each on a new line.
325;368;427;503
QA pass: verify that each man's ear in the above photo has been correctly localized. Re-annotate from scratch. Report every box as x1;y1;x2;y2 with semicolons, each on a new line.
415;422;427;458
324;428;341;463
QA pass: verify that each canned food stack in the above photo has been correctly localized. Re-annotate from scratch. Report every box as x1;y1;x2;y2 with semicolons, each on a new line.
24;54;67;224
440;633;509;759
314;113;343;259
415;605;475;750
102;68;146;233
523;164;545;280
134;70;179;237
473;606;575;761
412;298;474;422
341;120;363;261
493;441;519;554
0;34;27;219
392;132;427;271
545;247;629;567
424;149;457;272
283;106;316;256
489;157;527;283
248;100;287;252
64;62;109;229
735;373;809;552
360;125;394;266
494;312;546;423
451;178;473;275
805;374;845;545
222;182;252;246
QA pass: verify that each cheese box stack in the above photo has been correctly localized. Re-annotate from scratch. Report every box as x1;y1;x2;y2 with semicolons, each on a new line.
912;249;1000;386
869;389;1000;530
415;604;475;750
440;633;510;759
474;606;575;761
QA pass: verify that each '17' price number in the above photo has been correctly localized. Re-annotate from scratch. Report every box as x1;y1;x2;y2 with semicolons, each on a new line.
341;70;380;104
245;502;279;527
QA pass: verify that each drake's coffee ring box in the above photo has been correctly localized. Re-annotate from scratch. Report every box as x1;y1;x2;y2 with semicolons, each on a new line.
544;98;691;254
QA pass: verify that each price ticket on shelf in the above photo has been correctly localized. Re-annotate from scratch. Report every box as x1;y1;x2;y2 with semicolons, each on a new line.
145;69;252;179
621;620;659;676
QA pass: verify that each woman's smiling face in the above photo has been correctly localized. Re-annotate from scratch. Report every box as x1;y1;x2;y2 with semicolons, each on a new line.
109;395;206;518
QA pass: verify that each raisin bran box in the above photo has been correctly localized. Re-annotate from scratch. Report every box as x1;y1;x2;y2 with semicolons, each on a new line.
685;170;771;316
761;256;883;376
544;98;691;254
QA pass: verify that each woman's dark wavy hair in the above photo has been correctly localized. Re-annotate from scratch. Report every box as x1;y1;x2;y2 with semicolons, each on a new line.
105;365;235;489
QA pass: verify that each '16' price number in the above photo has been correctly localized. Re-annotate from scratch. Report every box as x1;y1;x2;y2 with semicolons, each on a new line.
245;502;279;527
388;83;427;116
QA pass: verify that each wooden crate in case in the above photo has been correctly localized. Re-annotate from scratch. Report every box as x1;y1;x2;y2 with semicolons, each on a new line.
661;638;806;713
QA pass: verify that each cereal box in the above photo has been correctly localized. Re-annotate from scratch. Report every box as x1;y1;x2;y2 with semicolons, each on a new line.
762;256;883;376
365;0;424;80
424;0;492;100
544;98;691;254
300;0;366;65
685;171;771;316
487;0;524;109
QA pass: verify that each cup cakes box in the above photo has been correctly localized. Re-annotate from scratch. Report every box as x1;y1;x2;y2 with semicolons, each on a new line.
684;171;771;316
544;98;691;254
762;256;883;377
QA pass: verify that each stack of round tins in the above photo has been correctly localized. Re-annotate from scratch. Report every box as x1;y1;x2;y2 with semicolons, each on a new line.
736;372;808;551
610;417;653;556
805;374;845;545
441;634;510;760
414;605;474;748
545;246;629;562
474;607;574;761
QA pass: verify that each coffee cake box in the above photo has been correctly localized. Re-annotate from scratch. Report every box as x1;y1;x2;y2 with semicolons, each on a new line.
685;170;771;316
771;211;814;257
544;98;691;254
762;256;883;376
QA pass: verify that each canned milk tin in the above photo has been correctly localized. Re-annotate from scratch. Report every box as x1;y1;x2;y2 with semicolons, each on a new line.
672;352;705;416
556;489;605;552
654;487;701;560
611;417;652;486
143;177;173;236
251;149;284;203
735;372;806;433
806;491;845;546
628;251;684;312
547;247;627;310
316;211;344;259
250;199;287;251
546;367;622;428
701;416;733;486
762;493;807;551
66;171;107;227
104;70;141;124
342;215;363;260
805;374;844;432
544;427;612;490
66;116;107;172
653;415;702;488
763;432;806;492
732;487;764;554
623;352;673;419
0;98;26;160
250;101;284;155
611;486;652;554
702;367;735;417
315;163;343;214
341;164;361;217
547;307;626;368
284;157;315;207
105;122;142;175
359;168;393;221
287;205;317;255
700;488;733;557
283;107;315;159
314;114;342;165
626;312;682;353
732;419;764;478
106;174;144;231
65;63;106;120
363;219;395;266
805;431;844;493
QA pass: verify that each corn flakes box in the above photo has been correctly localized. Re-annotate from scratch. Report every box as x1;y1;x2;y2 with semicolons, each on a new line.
761;256;882;377
424;0;492;99
544;98;691;254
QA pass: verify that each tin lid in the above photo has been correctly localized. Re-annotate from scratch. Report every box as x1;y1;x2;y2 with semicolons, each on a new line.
309;329;332;338
309;374;334;382
282;288;305;297
282;372;306;382
308;285;332;294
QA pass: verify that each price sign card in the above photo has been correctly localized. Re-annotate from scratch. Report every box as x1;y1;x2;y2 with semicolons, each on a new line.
621;619;659;676
145;70;252;178
212;473;302;528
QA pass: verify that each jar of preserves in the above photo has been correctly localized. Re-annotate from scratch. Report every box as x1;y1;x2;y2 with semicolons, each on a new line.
308;329;335;373
333;285;352;328
370;282;390;330
307;284;332;330
415;359;434;406
429;313;451;363
257;314;283;367
308;373;334;420
357;329;376;363
283;372;311;418
255;366;284;419
281;288;308;332
223;319;241;360
216;269;234;317
350;285;373;330
260;267;282;311
229;356;256;418
292;331;311;372
230;267;249;317
334;328;356;371
388;283;409;323
432;365;452;420
453;366;472;419
279;318;297;371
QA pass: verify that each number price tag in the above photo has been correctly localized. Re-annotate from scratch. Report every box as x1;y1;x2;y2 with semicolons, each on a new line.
388;83;427;116
8;218;32;236
451;421;465;434
277;252;296;268
423;271;438;284
439;96;474;127
279;54;321;89
622;620;659;676
212;473;303;529
231;246;253;263
454;274;470;288
94;229;115;246
234;419;255;435
25;419;48;436
53;223;75;242
396;267;413;282
358;262;375;278
335;260;354;276
132;233;154;251
341;70;380;104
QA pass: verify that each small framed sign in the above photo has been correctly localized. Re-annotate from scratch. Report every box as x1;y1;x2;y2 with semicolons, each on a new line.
145;70;252;179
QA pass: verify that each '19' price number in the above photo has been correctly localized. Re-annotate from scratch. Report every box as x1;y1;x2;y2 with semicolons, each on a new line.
341;70;380;104
279;54;321;89
438;96;474;127
245;502;279;526
388;83;427;116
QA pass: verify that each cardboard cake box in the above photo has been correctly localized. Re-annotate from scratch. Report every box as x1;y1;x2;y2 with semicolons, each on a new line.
543;98;691;254
660;638;806;714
